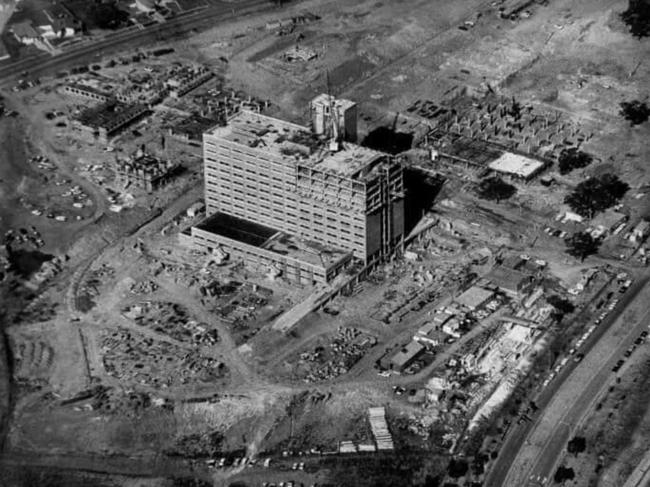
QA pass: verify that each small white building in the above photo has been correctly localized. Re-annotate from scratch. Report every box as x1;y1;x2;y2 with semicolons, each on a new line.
630;220;650;243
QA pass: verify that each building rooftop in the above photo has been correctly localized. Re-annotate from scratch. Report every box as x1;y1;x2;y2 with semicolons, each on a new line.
488;152;545;179
206;110;387;178
391;340;425;368
196;212;277;247
195;212;351;269
591;209;627;230
486;266;532;294
455;285;494;310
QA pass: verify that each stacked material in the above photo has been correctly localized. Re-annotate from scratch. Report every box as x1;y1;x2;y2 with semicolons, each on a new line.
358;444;376;452
339;441;357;453
369;407;394;451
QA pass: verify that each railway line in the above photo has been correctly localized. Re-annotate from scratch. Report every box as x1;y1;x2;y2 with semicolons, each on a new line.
0;0;276;83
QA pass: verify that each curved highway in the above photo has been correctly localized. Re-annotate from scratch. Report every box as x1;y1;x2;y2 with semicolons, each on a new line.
486;271;650;486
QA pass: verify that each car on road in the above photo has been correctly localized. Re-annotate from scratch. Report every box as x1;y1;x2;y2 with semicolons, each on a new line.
574;353;584;363
612;359;625;372
641;331;648;338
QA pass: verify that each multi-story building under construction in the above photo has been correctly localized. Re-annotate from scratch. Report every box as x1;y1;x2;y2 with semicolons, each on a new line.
186;95;404;284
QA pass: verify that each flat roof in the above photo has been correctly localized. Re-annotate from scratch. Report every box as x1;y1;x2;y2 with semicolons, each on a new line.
206;110;387;178
488;152;545;178
455;286;494;310
195;212;350;269
391;341;425;367
196;212;278;247
591;210;627;229
486;266;531;292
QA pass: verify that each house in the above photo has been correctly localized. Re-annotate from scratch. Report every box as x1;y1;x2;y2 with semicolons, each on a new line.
442;319;462;339
135;0;158;12
390;341;425;372
562;211;584;224
431;309;455;327
591;210;627;236
11;21;41;45
486;265;534;298
414;322;446;347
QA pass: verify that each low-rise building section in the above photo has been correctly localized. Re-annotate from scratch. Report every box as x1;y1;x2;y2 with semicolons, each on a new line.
73;101;150;142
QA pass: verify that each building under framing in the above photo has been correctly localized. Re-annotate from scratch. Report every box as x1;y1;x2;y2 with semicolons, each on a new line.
185;95;405;284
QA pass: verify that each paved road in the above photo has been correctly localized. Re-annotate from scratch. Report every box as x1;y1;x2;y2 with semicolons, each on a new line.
492;273;650;487
0;0;276;84
485;271;648;486
622;449;650;487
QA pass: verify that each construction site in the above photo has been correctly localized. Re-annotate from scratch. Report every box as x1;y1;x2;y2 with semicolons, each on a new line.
1;0;650;486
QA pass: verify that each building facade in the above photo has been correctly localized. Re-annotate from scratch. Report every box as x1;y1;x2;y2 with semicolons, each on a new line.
192;95;405;283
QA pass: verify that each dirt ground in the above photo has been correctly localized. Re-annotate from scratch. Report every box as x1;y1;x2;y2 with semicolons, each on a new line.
1;0;650;485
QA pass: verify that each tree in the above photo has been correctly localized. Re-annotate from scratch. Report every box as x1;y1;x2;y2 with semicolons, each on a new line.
621;0;650;38
558;148;593;175
567;436;587;456
620;100;650;125
447;458;469;479
564;174;629;218
554;465;576;483
476;176;517;202
565;231;600;261
546;295;575;315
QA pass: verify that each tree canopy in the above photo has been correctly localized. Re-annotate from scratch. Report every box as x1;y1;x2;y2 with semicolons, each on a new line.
447;459;469;479
558;148;593;175
565;232;600;261
620;100;650;125
554;466;576;484
547;295;575;315
567;436;587;456
564;174;629;219
476;176;517;202
621;0;650;38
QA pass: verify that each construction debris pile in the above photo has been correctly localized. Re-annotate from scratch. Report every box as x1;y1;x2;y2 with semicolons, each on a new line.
130;279;159;295
295;327;377;383
101;328;227;387
122;301;219;346
76;264;115;312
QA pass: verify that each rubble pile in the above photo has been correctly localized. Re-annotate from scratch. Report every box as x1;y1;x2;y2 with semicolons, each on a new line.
101;328;227;387
122;301;219;345
130;279;159;295
297;327;377;383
